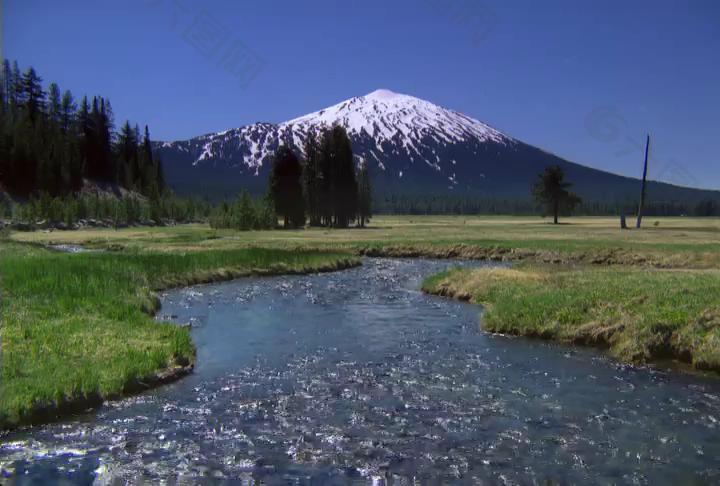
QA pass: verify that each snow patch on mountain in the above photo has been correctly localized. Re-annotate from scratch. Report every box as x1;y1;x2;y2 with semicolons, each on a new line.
161;89;513;177
283;89;507;159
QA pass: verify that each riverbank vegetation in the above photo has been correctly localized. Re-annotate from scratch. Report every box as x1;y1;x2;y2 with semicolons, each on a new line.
422;265;720;371
0;241;359;429
2;215;719;428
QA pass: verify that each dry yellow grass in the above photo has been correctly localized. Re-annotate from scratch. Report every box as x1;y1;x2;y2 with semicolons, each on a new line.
9;216;720;268
427;267;546;302
11;215;720;247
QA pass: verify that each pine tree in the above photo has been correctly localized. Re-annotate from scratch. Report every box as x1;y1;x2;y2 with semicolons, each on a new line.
532;165;581;224
2;60;12;109
99;98;115;182
331;125;357;228
133;123;142;188
21;67;46;124
117;120;137;189
302;129;321;226
84;96;99;180
47;83;62;124
60;90;76;133
317;127;335;226
268;145;305;228
357;160;372;227
11;61;22;107
77;96;92;181
140;125;156;194
235;190;255;230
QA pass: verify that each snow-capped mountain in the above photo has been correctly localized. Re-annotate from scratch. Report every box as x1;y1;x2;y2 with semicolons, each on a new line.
284;88;509;164
162;89;510;170
157;89;718;205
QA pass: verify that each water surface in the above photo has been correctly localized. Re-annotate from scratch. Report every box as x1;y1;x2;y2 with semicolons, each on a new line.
2;258;720;483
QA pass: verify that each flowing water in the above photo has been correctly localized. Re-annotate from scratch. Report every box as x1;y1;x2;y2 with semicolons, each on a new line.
2;258;720;484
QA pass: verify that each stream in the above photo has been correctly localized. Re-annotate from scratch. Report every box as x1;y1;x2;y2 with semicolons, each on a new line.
1;258;719;483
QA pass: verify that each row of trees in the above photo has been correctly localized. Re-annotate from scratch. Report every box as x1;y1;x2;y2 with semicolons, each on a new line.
372;194;720;216
0;60;165;198
269;125;372;228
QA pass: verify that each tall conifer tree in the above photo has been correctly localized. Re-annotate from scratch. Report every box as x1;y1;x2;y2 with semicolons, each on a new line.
268;145;305;228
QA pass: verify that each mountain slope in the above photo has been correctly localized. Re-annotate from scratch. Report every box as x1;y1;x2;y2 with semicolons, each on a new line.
156;89;719;206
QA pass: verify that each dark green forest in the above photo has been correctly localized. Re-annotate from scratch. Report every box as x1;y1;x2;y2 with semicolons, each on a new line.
0;60;217;226
0;60;163;198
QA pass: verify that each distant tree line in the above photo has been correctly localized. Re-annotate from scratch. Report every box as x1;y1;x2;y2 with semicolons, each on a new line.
0;60;165;199
374;193;720;217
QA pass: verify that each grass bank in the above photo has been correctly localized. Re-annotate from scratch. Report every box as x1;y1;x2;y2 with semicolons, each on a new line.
3;216;718;427
423;265;720;371
0;242;359;429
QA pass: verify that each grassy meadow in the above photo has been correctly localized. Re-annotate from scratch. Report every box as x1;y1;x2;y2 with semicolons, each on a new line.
1;215;719;428
0;241;358;429
10;215;720;267
422;265;720;369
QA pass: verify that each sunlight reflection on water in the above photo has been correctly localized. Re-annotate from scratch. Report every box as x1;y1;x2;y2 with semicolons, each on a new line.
2;259;720;483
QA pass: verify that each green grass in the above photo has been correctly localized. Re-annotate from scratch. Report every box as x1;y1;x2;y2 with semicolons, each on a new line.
3;215;719;427
0;241;358;429
423;265;720;369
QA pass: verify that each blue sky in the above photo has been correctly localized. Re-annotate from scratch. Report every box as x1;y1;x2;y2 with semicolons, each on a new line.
5;0;720;189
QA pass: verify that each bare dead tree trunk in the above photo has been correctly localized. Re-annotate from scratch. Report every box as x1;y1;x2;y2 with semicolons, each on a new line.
636;134;650;229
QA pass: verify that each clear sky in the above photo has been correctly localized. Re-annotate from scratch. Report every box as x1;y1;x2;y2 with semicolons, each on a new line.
5;0;720;189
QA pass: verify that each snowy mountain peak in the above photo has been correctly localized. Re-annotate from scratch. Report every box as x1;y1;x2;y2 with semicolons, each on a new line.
161;89;513;177
364;88;405;100
282;89;509;147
